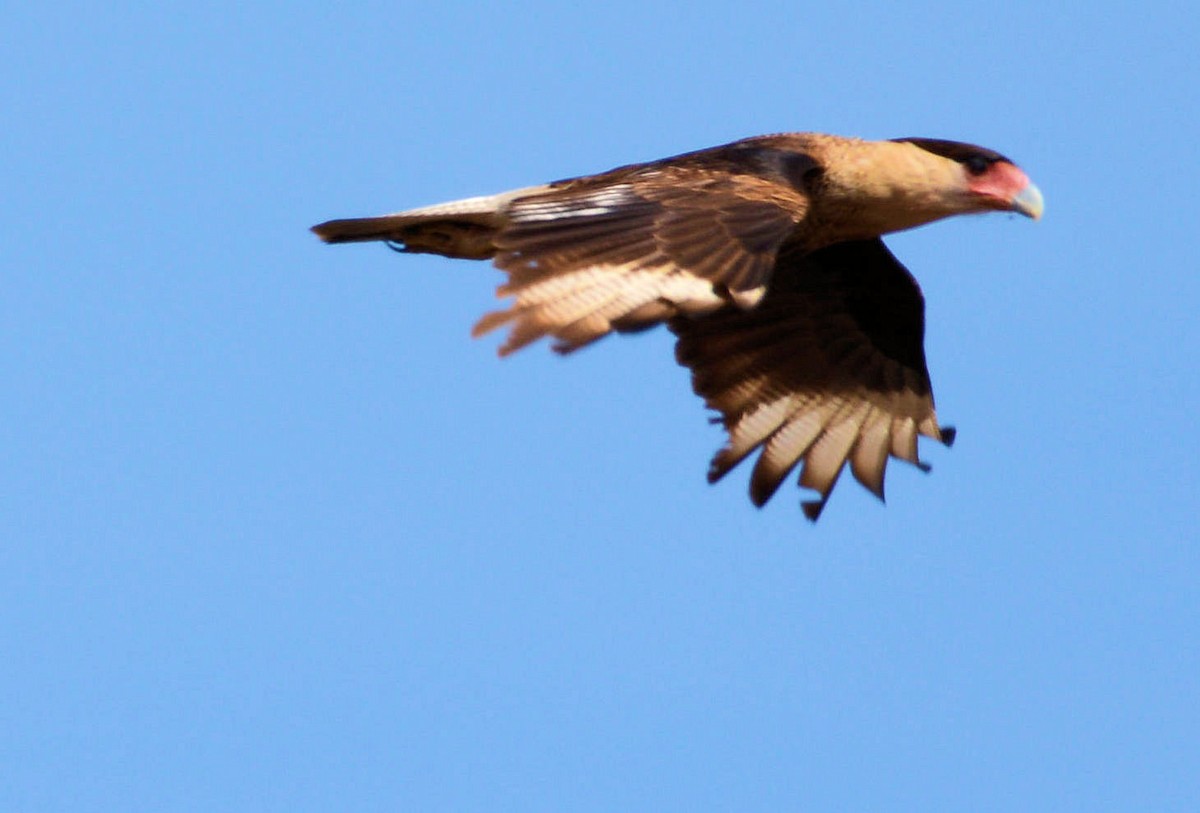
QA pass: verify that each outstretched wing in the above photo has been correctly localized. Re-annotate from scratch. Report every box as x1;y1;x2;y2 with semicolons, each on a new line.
474;162;809;355
671;238;955;521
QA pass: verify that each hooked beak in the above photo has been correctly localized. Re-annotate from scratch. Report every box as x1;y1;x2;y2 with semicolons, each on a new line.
1011;182;1044;220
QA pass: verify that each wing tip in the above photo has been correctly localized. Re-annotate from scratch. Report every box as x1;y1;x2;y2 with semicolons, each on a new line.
748;480;775;508
707;448;742;485
472;310;513;339
940;425;957;447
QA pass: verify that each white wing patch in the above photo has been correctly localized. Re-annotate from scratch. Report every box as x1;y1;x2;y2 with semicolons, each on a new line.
509;186;638;222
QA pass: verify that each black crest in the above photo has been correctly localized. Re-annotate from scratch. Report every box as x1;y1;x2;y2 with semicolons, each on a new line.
892;137;1012;169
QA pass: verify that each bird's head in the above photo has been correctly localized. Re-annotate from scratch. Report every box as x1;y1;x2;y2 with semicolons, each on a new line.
891;137;1044;220
811;136;1043;244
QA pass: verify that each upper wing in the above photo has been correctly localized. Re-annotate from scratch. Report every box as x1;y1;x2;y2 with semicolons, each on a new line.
670;238;955;521
473;164;808;355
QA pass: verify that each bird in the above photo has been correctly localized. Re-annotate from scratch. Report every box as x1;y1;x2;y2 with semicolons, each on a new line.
312;133;1043;521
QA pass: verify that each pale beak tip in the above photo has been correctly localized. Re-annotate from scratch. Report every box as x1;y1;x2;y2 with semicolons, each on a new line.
1012;182;1044;220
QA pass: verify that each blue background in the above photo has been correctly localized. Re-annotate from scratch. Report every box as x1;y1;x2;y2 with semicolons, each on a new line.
5;3;1198;810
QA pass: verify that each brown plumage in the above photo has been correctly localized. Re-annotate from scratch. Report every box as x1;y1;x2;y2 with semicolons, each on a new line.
313;133;1042;521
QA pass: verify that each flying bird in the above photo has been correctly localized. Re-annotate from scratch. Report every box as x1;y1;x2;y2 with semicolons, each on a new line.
312;133;1042;521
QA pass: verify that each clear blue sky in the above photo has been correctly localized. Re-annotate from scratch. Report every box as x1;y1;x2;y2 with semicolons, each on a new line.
4;3;1198;811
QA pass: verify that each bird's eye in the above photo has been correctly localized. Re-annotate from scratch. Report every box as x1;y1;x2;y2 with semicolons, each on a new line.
964;156;990;176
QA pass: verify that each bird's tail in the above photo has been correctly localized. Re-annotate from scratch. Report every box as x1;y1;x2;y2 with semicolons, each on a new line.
311;185;549;260
311;213;500;259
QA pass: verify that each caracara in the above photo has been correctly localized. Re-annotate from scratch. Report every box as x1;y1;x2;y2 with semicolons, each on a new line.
312;133;1042;521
